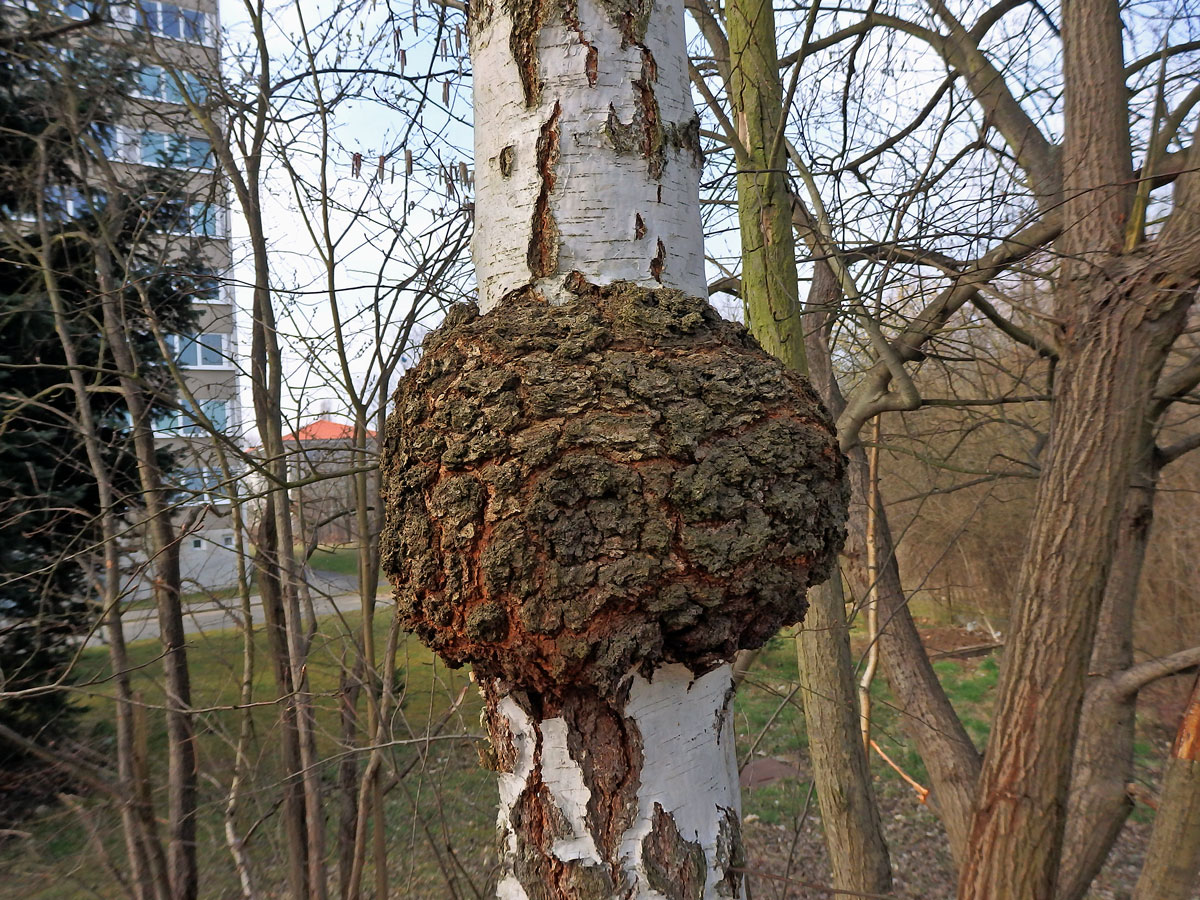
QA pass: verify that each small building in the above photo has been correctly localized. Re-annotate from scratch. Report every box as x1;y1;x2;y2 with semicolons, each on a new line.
282;418;378;548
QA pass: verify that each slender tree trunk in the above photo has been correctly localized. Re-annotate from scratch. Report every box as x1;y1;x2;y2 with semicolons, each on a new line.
724;3;892;890
726;0;804;373
846;432;982;867
1132;673;1200;900
1056;455;1157;900
241;101;328;900
94;244;197;900
223;504;259;900
795;575;894;897
253;500;310;900
804;259;981;868
336;659;363;900
38;230;170;900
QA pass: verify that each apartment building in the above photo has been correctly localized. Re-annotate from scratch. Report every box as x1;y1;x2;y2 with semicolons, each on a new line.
57;0;241;597
132;0;240;597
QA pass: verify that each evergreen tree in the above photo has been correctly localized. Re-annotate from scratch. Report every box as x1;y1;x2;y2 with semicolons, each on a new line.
0;4;198;816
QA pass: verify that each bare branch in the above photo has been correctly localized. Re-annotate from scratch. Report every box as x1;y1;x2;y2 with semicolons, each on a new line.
1114;647;1200;699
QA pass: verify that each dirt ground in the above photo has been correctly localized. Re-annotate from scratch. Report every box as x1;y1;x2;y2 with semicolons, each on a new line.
740;622;1197;900
741;777;1188;900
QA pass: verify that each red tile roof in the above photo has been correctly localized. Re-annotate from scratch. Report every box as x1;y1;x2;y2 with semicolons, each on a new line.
281;418;376;442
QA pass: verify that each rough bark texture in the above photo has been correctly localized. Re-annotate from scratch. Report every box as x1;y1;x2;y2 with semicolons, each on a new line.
959;3;1197;897
1132;675;1200;900
386;0;851;893
1056;461;1157;900
381;284;846;697
959;271;1190;900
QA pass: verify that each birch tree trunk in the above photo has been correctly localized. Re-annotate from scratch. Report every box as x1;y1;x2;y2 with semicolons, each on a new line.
473;7;734;891
382;0;846;894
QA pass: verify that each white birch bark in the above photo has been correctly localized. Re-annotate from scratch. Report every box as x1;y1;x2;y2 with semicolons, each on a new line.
467;0;744;895
471;0;707;310
491;665;741;899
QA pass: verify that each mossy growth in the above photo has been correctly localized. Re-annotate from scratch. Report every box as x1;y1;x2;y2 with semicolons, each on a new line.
380;281;847;698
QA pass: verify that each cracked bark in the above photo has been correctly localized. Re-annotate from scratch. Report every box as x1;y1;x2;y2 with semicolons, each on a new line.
1056;453;1157;900
382;0;847;894
960;3;1197;896
1131;673;1200;900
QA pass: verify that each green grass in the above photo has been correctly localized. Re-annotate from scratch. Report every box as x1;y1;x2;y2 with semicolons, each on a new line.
0;614;1060;898
306;544;365;577
0;612;493;900
733;625;1005;821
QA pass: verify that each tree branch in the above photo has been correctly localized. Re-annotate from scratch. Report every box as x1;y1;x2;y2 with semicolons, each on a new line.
1158;432;1200;467
924;0;1060;204
969;293;1060;358
1154;351;1200;416
834;215;1061;445
1126;40;1200;78
685;0;731;82
1114;647;1200;699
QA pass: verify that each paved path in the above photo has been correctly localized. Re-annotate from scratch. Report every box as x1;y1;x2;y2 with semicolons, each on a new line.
86;569;390;645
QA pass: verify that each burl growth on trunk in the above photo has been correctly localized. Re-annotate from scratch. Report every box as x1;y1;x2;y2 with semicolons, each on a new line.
381;282;846;697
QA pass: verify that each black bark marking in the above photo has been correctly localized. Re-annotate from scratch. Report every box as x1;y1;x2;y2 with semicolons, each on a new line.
602;50;702;179
650;238;665;282
528;103;562;278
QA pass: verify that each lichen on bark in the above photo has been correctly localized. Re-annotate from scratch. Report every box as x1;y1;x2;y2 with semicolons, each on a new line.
380;282;847;698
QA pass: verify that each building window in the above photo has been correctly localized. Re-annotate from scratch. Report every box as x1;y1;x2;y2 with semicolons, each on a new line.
223;535;233;546
167;332;230;368
62;0;97;20
138;1;211;45
137;66;208;104
159;199;223;237
136;130;212;170
192;538;202;548
90;122;120;159
170;468;233;506
165;267;222;305
7;186;106;222
192;269;221;303
182;200;221;236
154;398;230;435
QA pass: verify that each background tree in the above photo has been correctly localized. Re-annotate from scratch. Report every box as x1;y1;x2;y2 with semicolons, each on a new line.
0;8;197;835
698;0;1200;896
